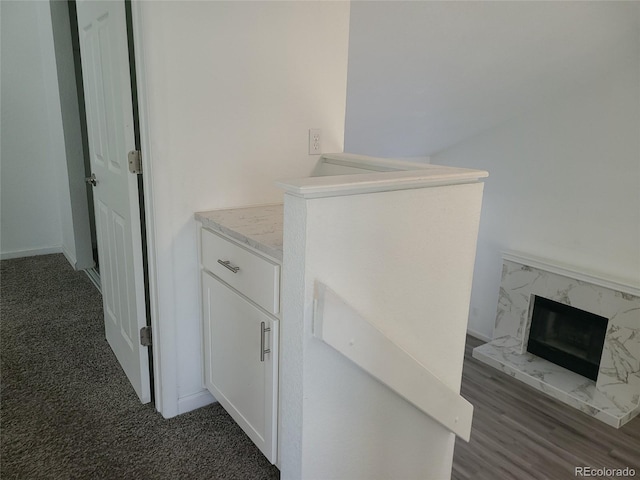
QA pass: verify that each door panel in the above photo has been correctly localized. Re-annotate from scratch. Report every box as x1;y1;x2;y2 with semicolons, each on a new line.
76;0;150;403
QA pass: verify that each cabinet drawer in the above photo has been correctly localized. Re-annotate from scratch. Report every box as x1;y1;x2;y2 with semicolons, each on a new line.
201;227;280;314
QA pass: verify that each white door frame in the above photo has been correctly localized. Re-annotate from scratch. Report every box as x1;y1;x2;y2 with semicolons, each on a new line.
129;2;176;417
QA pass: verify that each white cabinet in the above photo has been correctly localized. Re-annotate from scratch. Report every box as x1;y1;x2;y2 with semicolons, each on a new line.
199;227;279;464
195;154;488;479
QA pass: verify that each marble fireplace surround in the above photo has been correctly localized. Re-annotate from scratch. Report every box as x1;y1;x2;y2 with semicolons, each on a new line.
473;252;640;428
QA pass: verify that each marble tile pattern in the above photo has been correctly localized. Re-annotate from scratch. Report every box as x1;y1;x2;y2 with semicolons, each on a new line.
486;256;640;427
195;204;284;261
473;337;638;428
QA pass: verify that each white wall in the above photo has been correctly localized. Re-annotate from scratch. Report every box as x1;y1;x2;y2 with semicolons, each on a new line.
0;1;76;263
1;0;63;257
345;2;638;158
280;179;484;478
133;1;351;416
344;1;640;340
433;63;640;340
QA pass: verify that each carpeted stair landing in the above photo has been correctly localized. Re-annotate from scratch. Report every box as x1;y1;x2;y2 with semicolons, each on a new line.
0;254;279;480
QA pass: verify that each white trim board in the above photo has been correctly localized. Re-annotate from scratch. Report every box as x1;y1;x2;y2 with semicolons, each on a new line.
61;245;78;270
1;246;63;260
502;251;640;297
177;390;216;415
313;282;473;441
130;2;174;418
466;327;491;343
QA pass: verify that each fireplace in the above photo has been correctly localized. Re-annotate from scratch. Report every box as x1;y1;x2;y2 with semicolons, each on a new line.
526;296;608;381
472;251;640;428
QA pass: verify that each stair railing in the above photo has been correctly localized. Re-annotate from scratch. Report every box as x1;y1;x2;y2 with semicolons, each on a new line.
313;281;473;442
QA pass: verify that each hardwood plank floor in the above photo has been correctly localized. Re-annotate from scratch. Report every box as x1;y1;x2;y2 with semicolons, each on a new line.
452;335;640;480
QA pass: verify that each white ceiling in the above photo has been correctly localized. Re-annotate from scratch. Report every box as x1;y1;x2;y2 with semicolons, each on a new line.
344;1;640;157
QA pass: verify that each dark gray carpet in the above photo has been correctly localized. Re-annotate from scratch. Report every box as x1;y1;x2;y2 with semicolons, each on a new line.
0;254;280;480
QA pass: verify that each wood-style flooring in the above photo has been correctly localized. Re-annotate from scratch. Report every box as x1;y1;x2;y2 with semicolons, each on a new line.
452;336;640;480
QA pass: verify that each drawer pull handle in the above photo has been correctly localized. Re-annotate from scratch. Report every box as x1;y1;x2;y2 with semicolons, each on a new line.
260;321;271;362
217;259;240;273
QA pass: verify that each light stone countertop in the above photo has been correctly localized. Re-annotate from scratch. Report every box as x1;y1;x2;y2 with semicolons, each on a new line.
195;204;284;262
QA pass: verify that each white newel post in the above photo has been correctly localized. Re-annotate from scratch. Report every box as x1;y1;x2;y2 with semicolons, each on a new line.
278;165;486;480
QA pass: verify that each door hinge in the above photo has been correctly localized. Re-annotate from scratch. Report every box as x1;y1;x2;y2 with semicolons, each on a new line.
128;150;142;174
140;326;152;347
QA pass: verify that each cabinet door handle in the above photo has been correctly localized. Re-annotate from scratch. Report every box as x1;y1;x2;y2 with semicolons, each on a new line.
260;321;271;362
217;259;240;273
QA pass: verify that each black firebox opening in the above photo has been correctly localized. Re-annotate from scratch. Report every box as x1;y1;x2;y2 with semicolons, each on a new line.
526;296;608;381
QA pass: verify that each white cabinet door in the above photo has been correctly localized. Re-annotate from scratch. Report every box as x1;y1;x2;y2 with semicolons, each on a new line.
202;271;278;463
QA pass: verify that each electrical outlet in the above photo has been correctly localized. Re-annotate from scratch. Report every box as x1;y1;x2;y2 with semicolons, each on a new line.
309;129;322;155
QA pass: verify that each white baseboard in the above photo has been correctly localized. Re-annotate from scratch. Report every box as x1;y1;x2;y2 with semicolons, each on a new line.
61;245;78;269
1;246;63;260
177;389;216;415
466;327;492;343
84;268;101;293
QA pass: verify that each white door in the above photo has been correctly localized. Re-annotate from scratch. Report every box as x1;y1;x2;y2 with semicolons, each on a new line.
76;0;150;403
